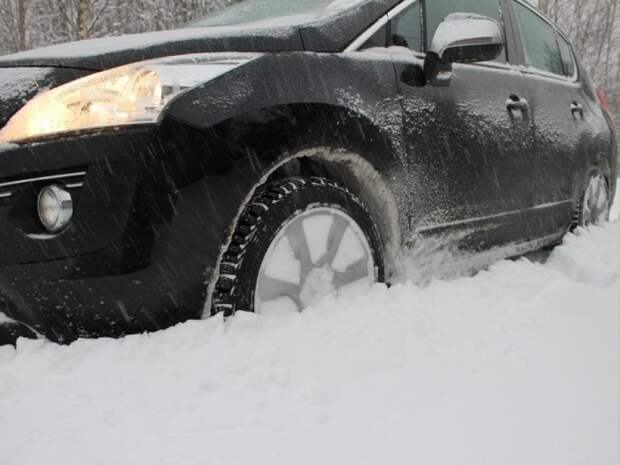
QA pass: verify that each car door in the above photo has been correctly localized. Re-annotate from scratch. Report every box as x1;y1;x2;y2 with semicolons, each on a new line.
387;0;539;251
510;0;590;236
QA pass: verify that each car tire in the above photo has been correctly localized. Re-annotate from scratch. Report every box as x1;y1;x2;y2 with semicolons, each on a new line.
212;177;384;316
572;169;611;229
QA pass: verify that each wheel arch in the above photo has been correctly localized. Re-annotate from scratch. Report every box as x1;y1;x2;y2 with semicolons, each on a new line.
262;145;402;265
591;152;613;179
190;102;409;316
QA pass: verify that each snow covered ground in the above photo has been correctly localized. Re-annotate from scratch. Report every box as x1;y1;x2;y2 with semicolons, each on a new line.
1;192;619;465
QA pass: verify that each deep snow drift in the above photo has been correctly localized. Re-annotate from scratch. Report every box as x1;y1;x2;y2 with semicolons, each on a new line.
1;210;618;464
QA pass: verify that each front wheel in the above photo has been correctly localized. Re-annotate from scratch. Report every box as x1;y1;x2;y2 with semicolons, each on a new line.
213;177;384;316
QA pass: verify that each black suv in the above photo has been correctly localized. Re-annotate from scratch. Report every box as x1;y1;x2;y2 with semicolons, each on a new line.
0;0;616;344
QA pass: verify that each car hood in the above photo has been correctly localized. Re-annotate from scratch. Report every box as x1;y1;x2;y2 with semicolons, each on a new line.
0;27;304;71
0;1;395;71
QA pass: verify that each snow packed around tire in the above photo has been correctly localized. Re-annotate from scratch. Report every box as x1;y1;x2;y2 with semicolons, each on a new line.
213;176;382;316
0;188;618;465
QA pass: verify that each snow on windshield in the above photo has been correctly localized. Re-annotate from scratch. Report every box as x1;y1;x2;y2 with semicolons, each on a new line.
186;0;365;27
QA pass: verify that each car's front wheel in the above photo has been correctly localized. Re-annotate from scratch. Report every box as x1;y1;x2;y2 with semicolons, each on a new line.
212;177;384;316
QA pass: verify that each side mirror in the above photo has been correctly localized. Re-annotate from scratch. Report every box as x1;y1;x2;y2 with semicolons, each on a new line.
430;13;504;63
424;13;504;84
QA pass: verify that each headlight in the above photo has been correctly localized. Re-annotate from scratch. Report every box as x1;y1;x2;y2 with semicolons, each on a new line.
0;54;257;143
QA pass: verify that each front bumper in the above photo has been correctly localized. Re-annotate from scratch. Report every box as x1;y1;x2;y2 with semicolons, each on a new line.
0;319;36;346
0;115;265;343
0;127;206;343
0;250;202;343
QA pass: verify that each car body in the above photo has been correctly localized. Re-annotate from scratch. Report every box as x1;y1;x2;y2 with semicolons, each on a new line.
0;0;616;344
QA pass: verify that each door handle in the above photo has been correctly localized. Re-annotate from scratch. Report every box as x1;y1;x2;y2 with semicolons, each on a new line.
506;95;529;118
571;102;584;119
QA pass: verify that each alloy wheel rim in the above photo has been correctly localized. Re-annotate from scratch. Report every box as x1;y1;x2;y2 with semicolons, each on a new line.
255;207;375;315
582;174;609;226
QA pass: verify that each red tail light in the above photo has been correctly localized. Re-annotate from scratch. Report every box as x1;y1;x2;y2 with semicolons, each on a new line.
597;88;615;127
597;88;610;111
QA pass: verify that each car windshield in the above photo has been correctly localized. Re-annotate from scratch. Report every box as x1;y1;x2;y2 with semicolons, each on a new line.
185;0;365;28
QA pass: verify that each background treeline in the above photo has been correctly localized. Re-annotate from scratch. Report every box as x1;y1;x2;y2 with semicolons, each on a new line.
0;0;235;50
0;0;618;123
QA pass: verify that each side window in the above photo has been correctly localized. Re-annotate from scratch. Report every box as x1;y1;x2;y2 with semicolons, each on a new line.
359;25;388;50
425;0;506;62
389;3;423;51
513;1;564;75
557;34;576;77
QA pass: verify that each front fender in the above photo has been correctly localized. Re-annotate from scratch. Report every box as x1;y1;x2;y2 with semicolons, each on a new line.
164;52;402;137
154;51;412;307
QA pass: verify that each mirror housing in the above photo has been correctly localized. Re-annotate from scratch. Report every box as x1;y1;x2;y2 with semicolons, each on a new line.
430;13;504;63
424;13;504;84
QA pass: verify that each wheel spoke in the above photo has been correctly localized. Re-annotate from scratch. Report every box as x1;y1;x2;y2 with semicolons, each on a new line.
583;176;609;225
594;180;603;199
595;180;608;207
592;193;609;224
323;214;349;266
257;275;302;307
285;220;314;277
334;255;371;289
583;200;592;225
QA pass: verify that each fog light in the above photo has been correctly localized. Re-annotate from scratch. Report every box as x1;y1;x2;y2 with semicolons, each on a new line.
37;185;73;233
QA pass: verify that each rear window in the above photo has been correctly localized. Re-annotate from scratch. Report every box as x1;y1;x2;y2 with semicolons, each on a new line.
557;34;576;77
513;1;564;75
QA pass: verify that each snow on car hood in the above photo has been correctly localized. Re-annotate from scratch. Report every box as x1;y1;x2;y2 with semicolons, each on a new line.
0;0;397;71
0;27;304;71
